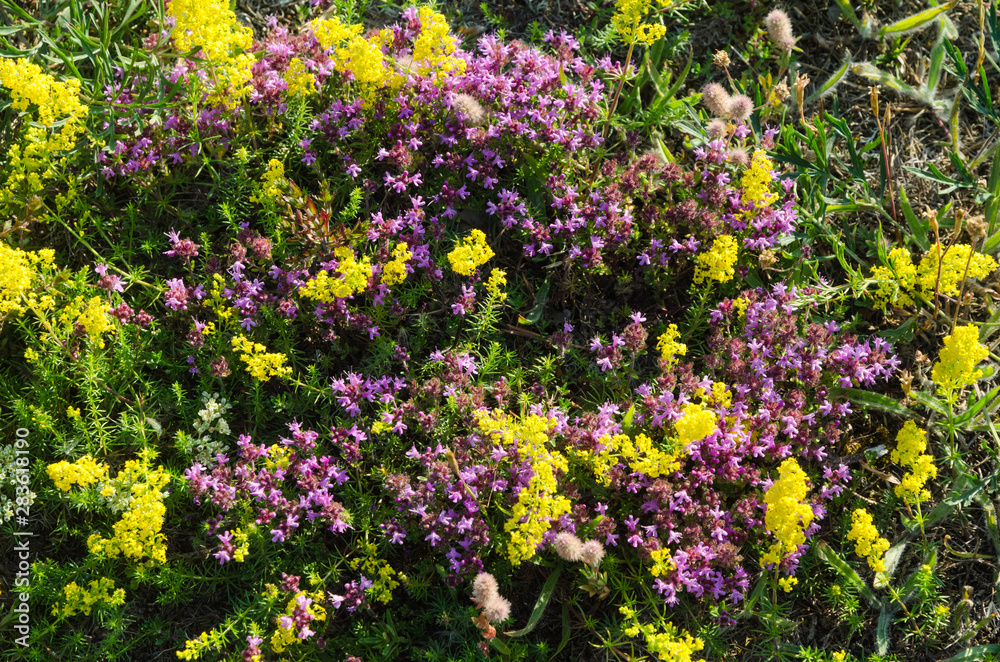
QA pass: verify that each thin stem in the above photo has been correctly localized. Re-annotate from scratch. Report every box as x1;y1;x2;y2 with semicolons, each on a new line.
603;40;637;143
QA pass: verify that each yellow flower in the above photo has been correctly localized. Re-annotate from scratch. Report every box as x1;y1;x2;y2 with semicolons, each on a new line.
52;578;125;617
612;0;667;46
741;150;779;209
655;324;687;367
299;247;373;302
283;58;315;97
381;242;412;286
47;456;109;491
477;410;570;565
693;235;739;284
674;402;716;448
411;7;466;80
167;0;254;107
485;268;508;301
761;458;813;567
846;508;890;573
231;335;293;382
932;325;989;395
890;421;936;505
447;229;494;276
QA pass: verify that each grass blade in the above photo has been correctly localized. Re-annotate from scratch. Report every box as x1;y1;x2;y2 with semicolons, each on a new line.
506;566;561;637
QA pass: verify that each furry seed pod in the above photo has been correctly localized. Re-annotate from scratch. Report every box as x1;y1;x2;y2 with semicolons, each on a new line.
471;572;499;606
481;595;512;623
553;532;584;562
701;82;732;118
765;9;795;51
728;94;754;122
453;93;487;127
707;119;728;140
580;539;606;567
729;147;750;168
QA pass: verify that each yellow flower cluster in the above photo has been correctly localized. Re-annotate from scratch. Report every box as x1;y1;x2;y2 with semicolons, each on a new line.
890;421;936;505
447;229;494;276
619;606;704;662
411;7;466;79
167;0;254;107
869;247;919;310
485;268;508;301
231;335;293;382
0;245;55;316
674;402;717;448
176;629;226;661
477;411;571;566
251;159;286;203
761;458;813;568
741;150;779;209
310;17;389;87
299;246;372;302
693;235;739;284
48;455;109;491
52;578;125;617
381;242;412;286
583;432;683;486
74;296;114;345
870;244;997;311
0;57;85;207
931;325;989;396
87;452;171;564
612;0;668;46
778;576;798;592
655;324;687;367
271;590;326;653
349;542;400;604
648;548;676;578
283;58;316;97
846;508;889;573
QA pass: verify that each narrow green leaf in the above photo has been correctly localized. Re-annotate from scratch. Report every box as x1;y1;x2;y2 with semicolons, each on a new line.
882;540;908;579
880;0;957;38
806;56;852;104
506;566;561;637
942;645;1000;661
832;0;862;33
949;386;1000;426
830;387;915;418
816;542;878;608
876;606;892;654
490;638;512;655
908;390;950;417
899;185;929;251
551;603;571;659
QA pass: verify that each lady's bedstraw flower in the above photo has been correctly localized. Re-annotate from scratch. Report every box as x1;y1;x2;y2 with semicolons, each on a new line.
891;421;936;505
931;325;989;396
52;578;125;617
741;150;779;209
655;324;687;367
381;242;412;286
232;335;293;382
411;7;466;80
846;508;890;573
761;458;813;573
693;235;739;284
447;230;494;276
612;0;669;46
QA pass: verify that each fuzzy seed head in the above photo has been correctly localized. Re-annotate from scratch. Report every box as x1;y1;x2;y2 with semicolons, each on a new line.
580;539;605;567
553;532;584;562
481;595;512;623
453;93;487;126
471;572;499;606
707;119;728;140
728;94;754;122
729;147;750;167
765;9;795;51
701;82;732;118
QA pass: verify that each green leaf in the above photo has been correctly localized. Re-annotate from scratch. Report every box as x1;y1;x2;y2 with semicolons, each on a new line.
506;566;561;637
876;605;892;654
949;386;1000;427
806;56;852;104
879;316;917;344
816;542;878;609
882;540;908;579
551;603;571;660
879;0;957;38
908;389;950;417
490;638;512;655
830;387;915;418
942;645;1000;662
899;185;929;251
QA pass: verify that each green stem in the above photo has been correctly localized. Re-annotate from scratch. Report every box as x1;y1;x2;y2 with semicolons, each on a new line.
603;39;637;143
